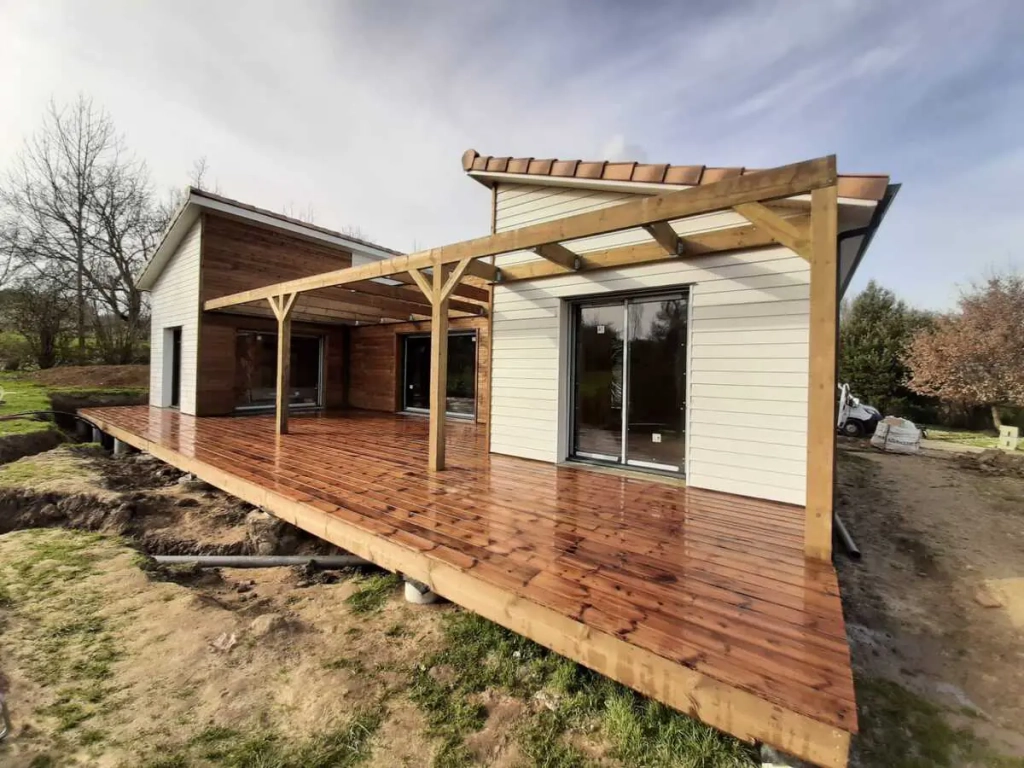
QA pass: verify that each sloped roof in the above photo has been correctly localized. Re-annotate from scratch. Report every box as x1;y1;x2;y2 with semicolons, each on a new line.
461;149;889;201
137;187;400;291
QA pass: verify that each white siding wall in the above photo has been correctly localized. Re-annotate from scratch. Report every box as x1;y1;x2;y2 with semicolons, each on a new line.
149;218;202;414
490;183;809;505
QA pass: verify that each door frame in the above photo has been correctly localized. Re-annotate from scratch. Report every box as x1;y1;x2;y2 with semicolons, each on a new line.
164;326;182;409
400;329;478;419
567;287;690;476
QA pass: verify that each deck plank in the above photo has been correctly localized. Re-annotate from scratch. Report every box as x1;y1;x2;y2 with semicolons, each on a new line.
81;406;857;767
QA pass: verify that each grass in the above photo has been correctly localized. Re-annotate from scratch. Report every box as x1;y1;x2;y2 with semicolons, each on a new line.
923;425;1022;451
344;572;402;614
408;610;756;768
137;707;385;768
0;371;148;437
0;443;99;488
0;530;123;737
855;677;1024;768
0;372;56;435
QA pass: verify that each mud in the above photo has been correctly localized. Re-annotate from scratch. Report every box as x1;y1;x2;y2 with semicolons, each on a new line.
0;430;64;465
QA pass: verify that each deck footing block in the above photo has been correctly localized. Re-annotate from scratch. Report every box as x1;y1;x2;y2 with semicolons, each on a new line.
404;577;441;605
113;438;137;457
760;745;816;768
91;427;104;444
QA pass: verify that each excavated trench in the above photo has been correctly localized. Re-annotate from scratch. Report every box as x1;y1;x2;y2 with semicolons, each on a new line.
0;449;341;559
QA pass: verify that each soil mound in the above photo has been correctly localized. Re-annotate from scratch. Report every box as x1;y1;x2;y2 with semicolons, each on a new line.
956;448;1024;478
30;364;148;389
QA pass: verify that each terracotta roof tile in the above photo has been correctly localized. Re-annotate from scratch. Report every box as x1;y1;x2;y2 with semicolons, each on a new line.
603;162;636;181
576;161;606;179
631;163;669;183
551;159;579;177
664;165;705;185
461;149;890;201
527;158;555;175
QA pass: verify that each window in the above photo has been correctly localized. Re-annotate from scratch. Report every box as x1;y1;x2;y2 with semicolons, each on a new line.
402;332;477;417
234;331;323;410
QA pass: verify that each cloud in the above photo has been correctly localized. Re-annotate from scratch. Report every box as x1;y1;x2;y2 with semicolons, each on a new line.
0;0;1021;308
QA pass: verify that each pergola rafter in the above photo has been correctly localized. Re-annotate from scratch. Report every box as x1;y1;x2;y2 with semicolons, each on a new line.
207;155;841;559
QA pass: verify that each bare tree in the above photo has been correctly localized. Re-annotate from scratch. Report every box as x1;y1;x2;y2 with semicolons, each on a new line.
1;96;116;356
1;95;163;363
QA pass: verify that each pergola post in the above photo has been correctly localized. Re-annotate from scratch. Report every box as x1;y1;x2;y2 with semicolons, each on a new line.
408;255;476;472
805;185;839;560
269;293;297;436
428;259;450;471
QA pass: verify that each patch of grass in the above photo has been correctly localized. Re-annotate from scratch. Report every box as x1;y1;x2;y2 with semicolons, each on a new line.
323;656;366;674
923;425;1023;452
409;611;755;768
517;709;592;768
1;531;123;735
856;677;1024;768
384;621;408;638
344;572;401;614
0;372;55;435
140;707;385;768
0;445;98;489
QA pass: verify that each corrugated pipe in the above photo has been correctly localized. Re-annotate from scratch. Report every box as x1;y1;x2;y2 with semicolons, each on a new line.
833;513;861;559
152;555;371;568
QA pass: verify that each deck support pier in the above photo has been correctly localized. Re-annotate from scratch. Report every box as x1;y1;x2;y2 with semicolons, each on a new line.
403;576;441;605
113;438;136;457
268;293;298;436
91;426;103;444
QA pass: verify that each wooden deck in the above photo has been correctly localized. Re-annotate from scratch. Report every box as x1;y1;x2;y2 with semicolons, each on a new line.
80;406;856;767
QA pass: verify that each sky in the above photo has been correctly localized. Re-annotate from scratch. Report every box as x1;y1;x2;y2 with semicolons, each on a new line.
1;0;1022;310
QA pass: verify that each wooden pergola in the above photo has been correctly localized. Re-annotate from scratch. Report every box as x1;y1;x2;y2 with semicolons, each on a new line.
204;156;841;560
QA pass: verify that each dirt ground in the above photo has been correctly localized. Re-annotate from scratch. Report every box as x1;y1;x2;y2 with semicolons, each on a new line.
0;442;1022;767
837;440;1024;766
29;364;149;389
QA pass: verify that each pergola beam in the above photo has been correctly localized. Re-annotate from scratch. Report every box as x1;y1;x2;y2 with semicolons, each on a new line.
643;222;685;256
734;202;812;260
203;156;836;311
386;272;491;305
533;243;580;271
498;216;808;282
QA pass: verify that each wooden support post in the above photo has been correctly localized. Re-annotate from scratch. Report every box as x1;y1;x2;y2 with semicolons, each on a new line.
805;186;839;560
269;293;297;436
428;256;450;471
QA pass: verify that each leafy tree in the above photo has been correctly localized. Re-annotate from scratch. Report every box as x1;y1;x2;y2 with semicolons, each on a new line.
839;280;932;416
907;274;1024;429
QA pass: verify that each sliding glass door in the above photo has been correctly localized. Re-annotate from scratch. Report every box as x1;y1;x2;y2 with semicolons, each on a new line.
402;332;477;417
234;331;323;410
572;292;688;473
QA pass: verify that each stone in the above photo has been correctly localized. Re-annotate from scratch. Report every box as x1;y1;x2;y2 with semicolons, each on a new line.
210;632;238;653
974;588;1004;609
249;613;288;638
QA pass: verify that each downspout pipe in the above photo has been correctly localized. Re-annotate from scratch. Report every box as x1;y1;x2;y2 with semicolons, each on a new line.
152;555;372;568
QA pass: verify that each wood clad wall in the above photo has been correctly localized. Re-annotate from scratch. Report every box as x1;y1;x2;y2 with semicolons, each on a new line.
200;213;353;303
196;313;346;416
349;316;490;424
